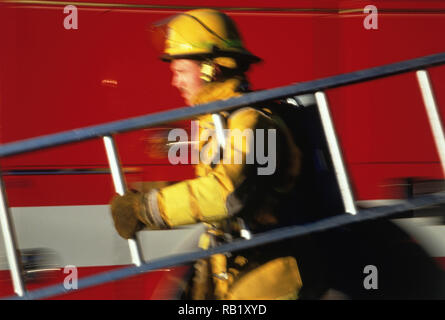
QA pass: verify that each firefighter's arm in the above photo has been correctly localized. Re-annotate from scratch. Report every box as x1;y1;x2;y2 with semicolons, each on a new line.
154;108;262;227
110;108;262;236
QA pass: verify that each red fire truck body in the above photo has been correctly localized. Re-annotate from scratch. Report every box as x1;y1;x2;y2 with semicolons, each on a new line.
1;0;445;299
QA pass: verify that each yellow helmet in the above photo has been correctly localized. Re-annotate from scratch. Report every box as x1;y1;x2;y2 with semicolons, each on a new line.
153;9;261;66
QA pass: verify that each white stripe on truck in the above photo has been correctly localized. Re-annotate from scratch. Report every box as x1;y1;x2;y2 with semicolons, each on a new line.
0;205;204;270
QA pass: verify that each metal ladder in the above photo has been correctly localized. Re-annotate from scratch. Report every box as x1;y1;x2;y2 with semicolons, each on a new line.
1;54;444;298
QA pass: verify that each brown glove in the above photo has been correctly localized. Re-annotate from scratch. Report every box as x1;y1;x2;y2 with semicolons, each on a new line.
110;190;147;239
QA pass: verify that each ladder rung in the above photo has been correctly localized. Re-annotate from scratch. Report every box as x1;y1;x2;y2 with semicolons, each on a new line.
416;70;445;178
0;175;26;296
315;91;357;215
103;135;144;266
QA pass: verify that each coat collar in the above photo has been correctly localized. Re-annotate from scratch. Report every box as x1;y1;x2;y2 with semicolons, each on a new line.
191;78;243;106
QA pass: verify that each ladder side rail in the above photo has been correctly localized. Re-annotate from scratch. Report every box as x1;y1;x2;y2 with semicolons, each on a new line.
1;52;445;159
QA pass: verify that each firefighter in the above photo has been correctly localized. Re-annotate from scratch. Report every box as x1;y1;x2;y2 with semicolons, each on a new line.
110;8;305;300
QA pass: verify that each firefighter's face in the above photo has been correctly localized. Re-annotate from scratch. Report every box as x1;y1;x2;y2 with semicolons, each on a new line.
170;59;204;106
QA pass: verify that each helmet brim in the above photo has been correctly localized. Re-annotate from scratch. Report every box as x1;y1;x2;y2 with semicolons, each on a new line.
160;51;262;65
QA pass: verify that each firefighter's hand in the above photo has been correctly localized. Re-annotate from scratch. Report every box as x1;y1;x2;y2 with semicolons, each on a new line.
110;190;146;239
